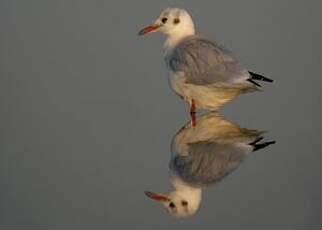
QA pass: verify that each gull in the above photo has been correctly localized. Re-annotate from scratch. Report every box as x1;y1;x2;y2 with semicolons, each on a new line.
139;8;273;118
144;114;275;218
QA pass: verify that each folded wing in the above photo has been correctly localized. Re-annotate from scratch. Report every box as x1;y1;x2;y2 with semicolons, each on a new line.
167;36;250;86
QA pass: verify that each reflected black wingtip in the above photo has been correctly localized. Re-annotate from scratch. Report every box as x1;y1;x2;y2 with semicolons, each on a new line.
251;140;276;152
249;71;274;83
248;79;261;87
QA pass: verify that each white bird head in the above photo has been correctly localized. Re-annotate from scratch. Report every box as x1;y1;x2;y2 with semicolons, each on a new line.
139;8;195;49
144;177;202;218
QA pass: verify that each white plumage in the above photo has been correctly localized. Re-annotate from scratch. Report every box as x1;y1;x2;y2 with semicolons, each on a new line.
139;8;273;112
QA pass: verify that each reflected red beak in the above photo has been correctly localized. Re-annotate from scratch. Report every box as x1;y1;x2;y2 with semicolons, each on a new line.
138;24;161;36
144;191;170;202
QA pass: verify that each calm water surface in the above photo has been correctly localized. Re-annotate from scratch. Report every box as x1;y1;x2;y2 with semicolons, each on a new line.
1;0;321;229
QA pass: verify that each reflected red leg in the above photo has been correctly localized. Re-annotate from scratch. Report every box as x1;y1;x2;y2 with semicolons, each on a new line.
190;99;196;127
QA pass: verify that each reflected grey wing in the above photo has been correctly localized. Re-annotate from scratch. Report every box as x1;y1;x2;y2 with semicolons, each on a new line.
168;37;249;85
171;141;249;186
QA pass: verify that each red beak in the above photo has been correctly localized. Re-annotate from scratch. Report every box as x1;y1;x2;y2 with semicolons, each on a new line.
144;191;170;202
138;24;161;36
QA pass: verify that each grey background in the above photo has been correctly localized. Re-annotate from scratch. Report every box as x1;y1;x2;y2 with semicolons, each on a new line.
1;0;322;229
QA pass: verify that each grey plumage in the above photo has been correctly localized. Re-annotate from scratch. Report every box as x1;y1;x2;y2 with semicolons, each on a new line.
170;114;275;187
140;7;273;111
171;141;248;186
166;36;250;87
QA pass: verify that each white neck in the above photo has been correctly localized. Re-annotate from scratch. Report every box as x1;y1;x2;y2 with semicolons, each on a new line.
170;175;202;206
164;27;195;51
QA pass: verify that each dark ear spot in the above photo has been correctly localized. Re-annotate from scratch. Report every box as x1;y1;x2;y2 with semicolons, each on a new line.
173;18;180;24
181;200;188;206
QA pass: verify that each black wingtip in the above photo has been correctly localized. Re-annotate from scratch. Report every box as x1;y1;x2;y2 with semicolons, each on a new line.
249;71;274;83
249;137;264;145
248;79;261;87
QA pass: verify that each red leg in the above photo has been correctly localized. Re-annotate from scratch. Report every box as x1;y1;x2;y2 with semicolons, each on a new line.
190;112;196;127
190;99;196;127
190;99;196;114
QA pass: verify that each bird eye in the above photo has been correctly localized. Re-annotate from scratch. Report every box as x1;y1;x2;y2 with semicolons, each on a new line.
181;200;188;206
169;202;175;208
161;17;168;24
173;18;180;24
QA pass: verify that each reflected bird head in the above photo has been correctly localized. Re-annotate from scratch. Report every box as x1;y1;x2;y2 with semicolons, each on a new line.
144;185;201;218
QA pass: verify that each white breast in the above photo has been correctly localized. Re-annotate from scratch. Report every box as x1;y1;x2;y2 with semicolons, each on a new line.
168;71;190;100
168;71;240;111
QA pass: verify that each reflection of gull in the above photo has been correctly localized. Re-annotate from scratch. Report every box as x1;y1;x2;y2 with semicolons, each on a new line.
139;8;273;115
145;114;275;218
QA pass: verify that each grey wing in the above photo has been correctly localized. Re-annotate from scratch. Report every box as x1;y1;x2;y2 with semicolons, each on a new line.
168;37;249;86
171;141;249;186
